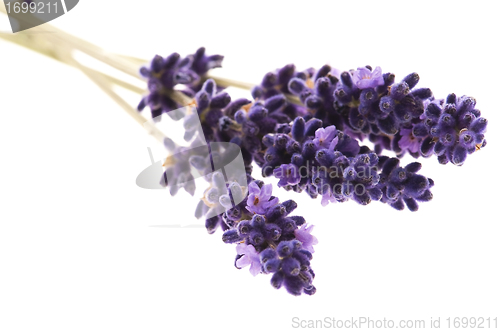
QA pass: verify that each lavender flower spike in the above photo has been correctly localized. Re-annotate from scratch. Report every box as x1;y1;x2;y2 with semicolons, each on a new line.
352;66;384;89
246;182;279;214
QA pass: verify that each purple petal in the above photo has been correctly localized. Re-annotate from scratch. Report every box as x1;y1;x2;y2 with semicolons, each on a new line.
314;128;326;140
262;197;279;210
273;165;286;179
236;243;251;255
328;136;339;151
353;66;384;89
249;262;262;276
372;66;382;77
236;255;251;268
277;178;289;187
235;244;262;276
260;183;273;199
248;182;260;195
247;193;257;207
352;67;370;84
288;173;301;186
357;80;374;89
246;203;263;215
324;126;338;141
321;195;332;206
294;223;318;253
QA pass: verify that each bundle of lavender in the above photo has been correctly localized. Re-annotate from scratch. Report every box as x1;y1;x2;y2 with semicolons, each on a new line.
1;6;488;296
137;49;487;296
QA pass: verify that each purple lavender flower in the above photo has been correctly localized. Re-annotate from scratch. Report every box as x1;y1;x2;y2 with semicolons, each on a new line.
246;182;279;214
273;164;301;187
398;128;421;153
352;66;384;89
235;243;262;276
320;191;338;206
189;47;224;76
294;224;318;253
313;125;338;150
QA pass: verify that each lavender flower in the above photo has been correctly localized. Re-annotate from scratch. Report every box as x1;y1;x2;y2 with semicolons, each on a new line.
352;66;384;89
246;182;279;214
313;125;338;150
320;190;338;206
235;243;262;276
398;128;421;154
273;164;301;187
294;224;318;253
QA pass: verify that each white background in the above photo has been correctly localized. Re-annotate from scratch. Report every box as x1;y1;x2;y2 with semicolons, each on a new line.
1;1;499;331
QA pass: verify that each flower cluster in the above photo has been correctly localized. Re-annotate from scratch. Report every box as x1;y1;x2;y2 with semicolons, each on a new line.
250;64;313;123
222;181;317;296
185;78;231;142
227;96;301;167
137;48;223;120
251;63;313;100
287;66;435;156
413;94;488;165
138;49;489;296
262;117;433;210
286;64;347;130
375;157;434;211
